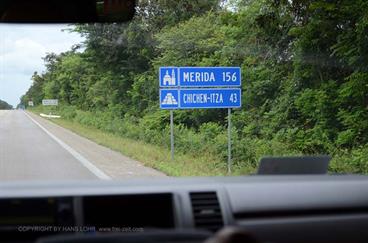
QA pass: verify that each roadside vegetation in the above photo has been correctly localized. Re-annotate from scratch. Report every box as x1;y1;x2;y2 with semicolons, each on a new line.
0;99;12;110
29;105;256;176
22;0;368;175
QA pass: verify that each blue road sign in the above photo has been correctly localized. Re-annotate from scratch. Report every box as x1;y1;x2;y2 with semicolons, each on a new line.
160;67;241;87
179;88;241;109
160;89;179;109
179;67;241;87
160;88;241;109
160;67;179;87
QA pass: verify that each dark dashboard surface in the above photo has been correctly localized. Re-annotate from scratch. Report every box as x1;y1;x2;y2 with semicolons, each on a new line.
1;175;368;243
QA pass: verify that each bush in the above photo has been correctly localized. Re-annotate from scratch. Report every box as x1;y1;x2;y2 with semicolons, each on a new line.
330;146;368;174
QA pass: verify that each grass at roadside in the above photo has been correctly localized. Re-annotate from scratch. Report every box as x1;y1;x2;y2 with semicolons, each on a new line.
52;119;229;176
29;109;252;176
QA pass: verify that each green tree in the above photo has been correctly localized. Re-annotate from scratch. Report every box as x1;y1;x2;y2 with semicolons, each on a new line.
0;99;12;110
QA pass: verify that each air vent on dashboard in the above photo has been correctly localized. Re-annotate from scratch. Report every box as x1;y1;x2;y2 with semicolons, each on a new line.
190;192;224;232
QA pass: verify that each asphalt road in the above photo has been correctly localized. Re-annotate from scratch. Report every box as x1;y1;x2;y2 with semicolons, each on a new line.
0;110;165;181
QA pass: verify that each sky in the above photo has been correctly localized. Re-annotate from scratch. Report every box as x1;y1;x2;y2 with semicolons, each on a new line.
0;24;84;107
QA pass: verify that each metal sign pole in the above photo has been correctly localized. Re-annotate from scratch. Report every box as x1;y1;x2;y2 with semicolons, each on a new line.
227;108;232;174
170;110;174;161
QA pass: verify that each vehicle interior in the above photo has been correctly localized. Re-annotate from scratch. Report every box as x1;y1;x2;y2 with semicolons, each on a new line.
0;0;367;243
1;175;368;243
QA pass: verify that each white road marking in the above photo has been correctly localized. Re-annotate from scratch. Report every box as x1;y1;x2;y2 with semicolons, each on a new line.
23;111;111;180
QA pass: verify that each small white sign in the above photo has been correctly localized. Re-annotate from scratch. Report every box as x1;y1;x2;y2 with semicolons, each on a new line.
42;99;58;106
28;101;34;107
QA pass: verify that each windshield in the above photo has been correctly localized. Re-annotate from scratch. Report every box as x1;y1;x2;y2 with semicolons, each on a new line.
0;0;367;181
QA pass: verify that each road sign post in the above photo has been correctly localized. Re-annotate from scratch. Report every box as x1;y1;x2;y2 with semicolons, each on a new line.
159;67;242;169
170;110;174;161
228;108;232;174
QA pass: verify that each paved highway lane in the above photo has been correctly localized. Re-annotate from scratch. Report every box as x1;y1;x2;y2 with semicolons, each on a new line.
0;110;165;181
0;110;97;180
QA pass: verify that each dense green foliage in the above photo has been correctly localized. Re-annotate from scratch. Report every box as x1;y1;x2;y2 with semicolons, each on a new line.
0;99;12;110
21;0;368;174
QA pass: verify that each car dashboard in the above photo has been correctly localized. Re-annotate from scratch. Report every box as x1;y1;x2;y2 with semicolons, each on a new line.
1;175;368;243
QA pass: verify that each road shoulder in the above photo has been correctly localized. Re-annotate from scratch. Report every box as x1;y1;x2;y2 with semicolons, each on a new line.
26;111;167;179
